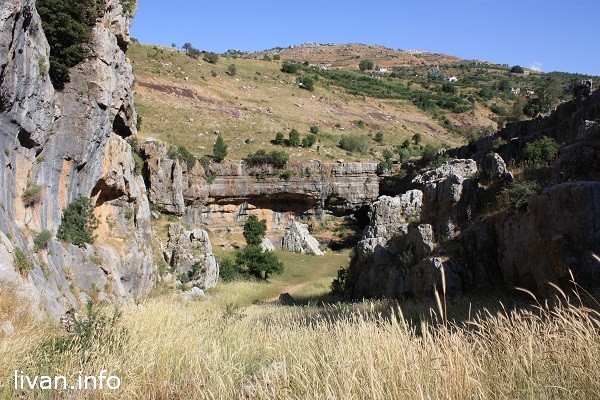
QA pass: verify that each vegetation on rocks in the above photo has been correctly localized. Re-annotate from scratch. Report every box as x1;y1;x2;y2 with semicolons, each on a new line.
56;196;99;246
37;0;105;89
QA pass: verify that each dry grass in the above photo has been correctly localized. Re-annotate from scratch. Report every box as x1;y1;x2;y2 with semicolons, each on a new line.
2;278;600;399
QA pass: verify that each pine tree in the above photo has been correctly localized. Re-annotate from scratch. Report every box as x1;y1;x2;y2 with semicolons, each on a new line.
213;135;228;162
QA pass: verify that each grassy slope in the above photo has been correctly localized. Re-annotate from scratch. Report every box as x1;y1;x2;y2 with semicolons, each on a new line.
130;43;466;162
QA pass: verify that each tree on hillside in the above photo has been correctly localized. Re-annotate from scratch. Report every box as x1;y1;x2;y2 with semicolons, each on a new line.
510;65;524;74
427;67;445;81
288;129;301;147
226;64;237;76
235;245;283;279
359;59;374;71
203;52;219;64
243;215;267;246
213;135;228;162
281;62;300;73
274;132;284;145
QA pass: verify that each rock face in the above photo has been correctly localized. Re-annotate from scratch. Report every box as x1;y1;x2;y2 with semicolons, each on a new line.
0;0;173;315
495;182;600;293
163;224;218;289
281;220;324;256
140;140;380;243
348;91;600;300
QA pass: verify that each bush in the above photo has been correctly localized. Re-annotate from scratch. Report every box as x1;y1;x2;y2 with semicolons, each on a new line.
359;59;374;71
243;149;289;168
14;247;34;276
37;0;104;89
330;266;349;295
301;134;317;148
218;258;244;282
226;64;237;76
298;76;314;91
374;132;384;143
168;145;195;166
309;125;320;134
235;245;284;279
56;196;99;246
203;52;219;64
510;65;524;74
212;135;228;162
243;215;267;246
274;131;284;145
441;82;456;94
288;129;301;147
22;183;43;207
412;133;422;144
421;144;439;164
281;62;300;73
339;135;368;154
427;67;445;81
34;229;53;251
497;181;541;210
522;136;560;167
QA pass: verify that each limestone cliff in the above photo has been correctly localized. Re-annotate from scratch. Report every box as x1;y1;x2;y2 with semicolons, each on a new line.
139;140;379;244
0;0;156;315
347;90;600;299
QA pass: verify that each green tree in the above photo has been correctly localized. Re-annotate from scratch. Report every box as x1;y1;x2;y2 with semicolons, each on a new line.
37;0;105;89
288;129;301;147
359;59;374;71
441;82;456;94
309;125;320;134
243;215;267;246
235;245;283;279
212;135;228;162
538;77;563;113
412;133;422;145
427;67;445;81
56;196;99;246
498;79;511;92
339;135;368;153
301;134;317;148
510;65;524;74
281;62;300;73
374;132;384;143
274;131;284;145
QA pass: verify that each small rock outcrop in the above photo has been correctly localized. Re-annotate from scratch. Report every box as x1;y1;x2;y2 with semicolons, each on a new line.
164;224;219;288
281;221;324;256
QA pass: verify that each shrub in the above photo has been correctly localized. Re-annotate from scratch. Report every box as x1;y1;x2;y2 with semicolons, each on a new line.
288;129;301;147
243;215;267;246
359;59;374;71
339;135;368;154
22;183;43;207
522;136;560;167
235;245;283;279
412;133;422;144
441;82;456;94
262;54;272;62
273;54;281;60
212;135;228;162
421;144;439;164
274;131;284;145
279;169;294;181
56;196;99;246
355;120;366;129
243;149;289;168
34;229;53;251
168;145;195;166
218;258;244;282
203;52;219;64
374;132;384;143
226;64;237;76
298;76;314;91
37;0;104;89
510;65;524;74
301;134;317;148
497;181;541;210
309;125;320;134
281;62;300;73
14;247;34;276
427;67;445;81
330;266;349;295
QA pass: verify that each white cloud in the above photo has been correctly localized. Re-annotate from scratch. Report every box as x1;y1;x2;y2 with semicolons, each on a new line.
529;61;543;72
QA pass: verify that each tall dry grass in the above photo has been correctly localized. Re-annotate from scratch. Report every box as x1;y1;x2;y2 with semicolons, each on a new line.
2;286;599;399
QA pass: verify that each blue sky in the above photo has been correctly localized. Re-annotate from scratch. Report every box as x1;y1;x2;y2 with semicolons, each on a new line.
131;1;600;76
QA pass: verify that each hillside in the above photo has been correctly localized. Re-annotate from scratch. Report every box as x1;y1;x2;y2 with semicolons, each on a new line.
130;42;596;164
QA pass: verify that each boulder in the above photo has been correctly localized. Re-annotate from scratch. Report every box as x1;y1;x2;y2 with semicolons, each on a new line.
281;220;324;256
261;237;276;252
482;153;513;181
164;224;219;288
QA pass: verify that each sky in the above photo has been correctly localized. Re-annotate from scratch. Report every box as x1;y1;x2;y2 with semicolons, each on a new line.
131;0;600;76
